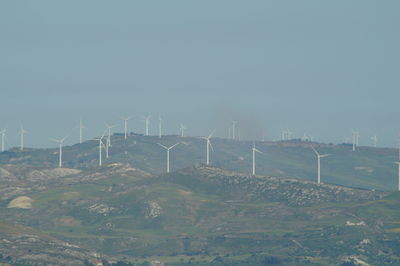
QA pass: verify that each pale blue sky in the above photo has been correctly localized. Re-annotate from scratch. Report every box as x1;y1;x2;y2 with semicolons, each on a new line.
0;1;399;148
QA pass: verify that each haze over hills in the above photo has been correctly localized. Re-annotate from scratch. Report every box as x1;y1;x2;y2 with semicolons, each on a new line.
0;132;398;191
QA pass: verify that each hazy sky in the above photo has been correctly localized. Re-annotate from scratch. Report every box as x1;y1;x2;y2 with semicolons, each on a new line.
1;1;399;148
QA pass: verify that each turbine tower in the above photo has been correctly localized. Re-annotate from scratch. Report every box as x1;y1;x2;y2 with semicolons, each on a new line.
371;135;378;147
157;142;180;173
0;128;6;152
286;129;293;140
18;125;28;151
201;129;216;165
51;136;68;168
143;115;151;136
121;117;131;140
104;123;115;148
312;147;330;184
281;129;286;141
94;130;107;166
158;114;162;138
79;118;85;144
352;131;359;151
104;123;115;159
252;143;263;176
230;119;238;140
179;124;187;137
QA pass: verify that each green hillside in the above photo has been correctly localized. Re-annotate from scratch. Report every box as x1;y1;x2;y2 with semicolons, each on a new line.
1;164;400;265
0;133;398;191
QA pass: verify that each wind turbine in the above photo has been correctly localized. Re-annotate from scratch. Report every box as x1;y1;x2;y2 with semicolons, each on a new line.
104;123;115;148
281;129;286;141
228;125;232;139
143;115;151;136
395;162;400;191
0;128;6;152
230;119;238;140
312;147;330;184
79;118;85;144
371;135;378;147
352;131;359;151
157;142;180;173
158;114;162;138
104;123;115;159
302;133;309;142
252;143;263;176
120;117;131;140
286;129;293;140
51;136;68;168
179;124;187;137
94;130;107;166
201;129;216;165
18;125;28;151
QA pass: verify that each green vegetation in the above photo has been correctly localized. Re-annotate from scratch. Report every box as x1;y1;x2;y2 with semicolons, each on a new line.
0;136;400;265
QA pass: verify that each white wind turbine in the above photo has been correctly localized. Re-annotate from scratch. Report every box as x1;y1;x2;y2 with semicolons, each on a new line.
252;142;263;176
143;115;151;136
312;147;330;184
281;129;286;141
51;135;68;168
230;119;238;140
179;124;187;137
158;114;162;138
104;123;116;159
79;117;85;144
18;125;28;151
157;142;180;173
352;131;360;151
302;133;308;142
0;128;6;152
286;129;293;140
120;116;131;140
104;123;115;147
371;135;378;147
94;130;107;166
201;129;216;165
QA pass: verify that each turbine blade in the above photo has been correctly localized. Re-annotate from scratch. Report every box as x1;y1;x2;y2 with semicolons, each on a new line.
100;129;108;139
169;142;180;150
311;147;319;156
61;135;69;142
157;143;168;150
255;148;263;154
208;128;216;138
209;140;214;152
